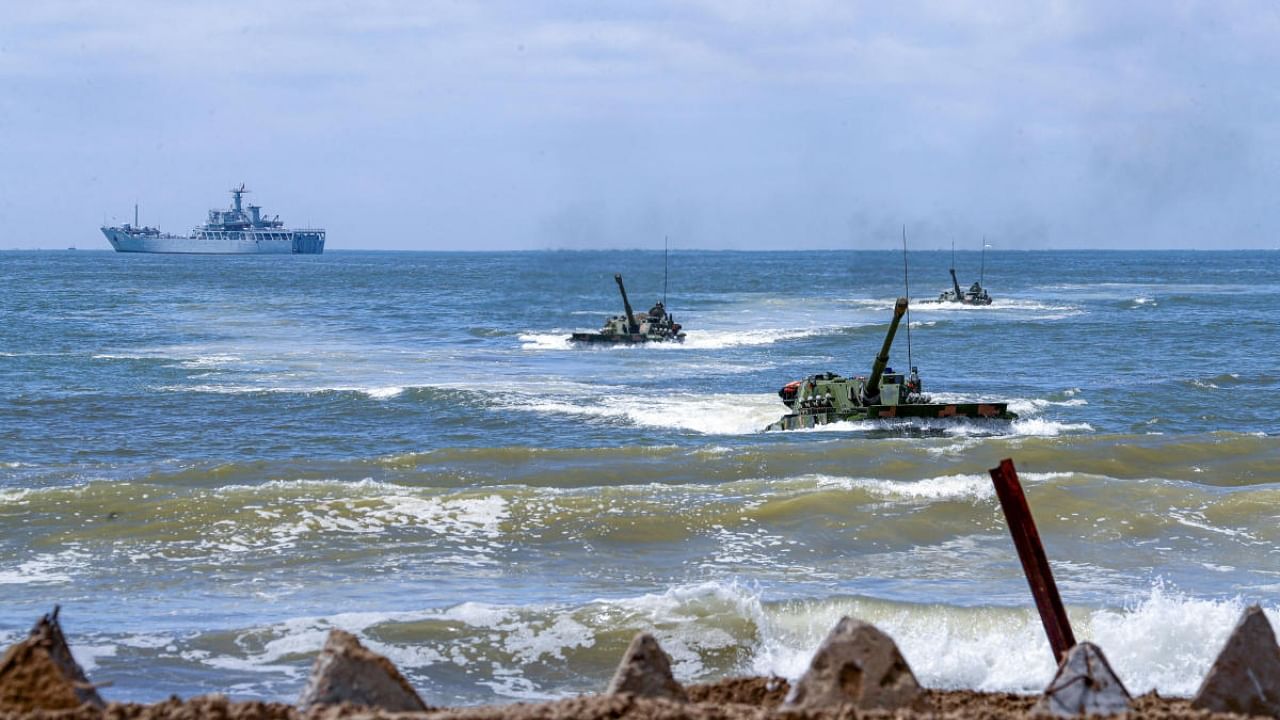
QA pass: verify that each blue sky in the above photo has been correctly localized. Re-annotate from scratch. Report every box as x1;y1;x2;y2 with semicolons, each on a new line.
2;1;1278;250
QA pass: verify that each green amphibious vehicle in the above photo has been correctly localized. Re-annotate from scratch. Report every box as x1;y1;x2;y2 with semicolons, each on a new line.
764;297;1016;431
570;273;685;344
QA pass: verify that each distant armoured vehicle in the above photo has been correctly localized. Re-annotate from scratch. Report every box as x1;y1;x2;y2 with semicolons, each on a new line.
570;274;685;344
101;184;324;254
764;297;1015;431
939;268;992;305
938;241;992;304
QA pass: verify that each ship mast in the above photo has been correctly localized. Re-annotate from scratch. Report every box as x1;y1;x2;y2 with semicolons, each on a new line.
230;183;247;212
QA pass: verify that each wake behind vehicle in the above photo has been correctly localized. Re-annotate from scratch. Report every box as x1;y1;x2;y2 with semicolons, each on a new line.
570;274;685;344
764;297;1015;431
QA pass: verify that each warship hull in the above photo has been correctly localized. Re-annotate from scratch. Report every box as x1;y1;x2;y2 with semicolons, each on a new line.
765;402;1014;431
102;228;325;255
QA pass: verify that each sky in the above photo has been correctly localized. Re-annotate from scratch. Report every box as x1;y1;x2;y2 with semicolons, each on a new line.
1;1;1278;250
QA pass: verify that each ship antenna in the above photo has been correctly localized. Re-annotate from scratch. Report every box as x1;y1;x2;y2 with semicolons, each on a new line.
663;235;669;306
902;224;913;371
134;202;138;228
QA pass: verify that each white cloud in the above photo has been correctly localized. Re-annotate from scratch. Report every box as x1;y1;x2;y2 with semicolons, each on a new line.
1;0;1278;249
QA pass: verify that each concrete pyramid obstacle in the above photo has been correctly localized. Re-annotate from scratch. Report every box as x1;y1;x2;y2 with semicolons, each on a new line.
782;617;921;712
1192;604;1280;717
297;629;428;711
1032;642;1130;717
605;632;688;702
0;607;105;712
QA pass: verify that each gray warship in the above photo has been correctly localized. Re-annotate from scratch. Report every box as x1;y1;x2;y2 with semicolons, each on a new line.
101;185;325;254
570;274;685;344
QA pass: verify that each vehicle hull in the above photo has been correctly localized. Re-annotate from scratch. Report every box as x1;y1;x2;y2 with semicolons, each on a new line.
569;332;685;344
765;402;1015;431
101;228;324;255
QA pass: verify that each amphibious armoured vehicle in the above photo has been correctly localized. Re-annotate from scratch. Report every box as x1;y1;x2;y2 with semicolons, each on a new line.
938;269;992;305
570;274;685;344
938;242;992;304
764;297;1015;431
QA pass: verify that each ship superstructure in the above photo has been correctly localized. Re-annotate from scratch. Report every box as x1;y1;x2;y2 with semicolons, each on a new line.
101;185;325;254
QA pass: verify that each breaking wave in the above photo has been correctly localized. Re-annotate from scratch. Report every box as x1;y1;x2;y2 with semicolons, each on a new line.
61;582;1280;703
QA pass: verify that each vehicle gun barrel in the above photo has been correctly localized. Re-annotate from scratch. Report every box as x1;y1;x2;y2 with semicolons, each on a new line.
950;268;963;298
865;297;909;400
614;273;640;333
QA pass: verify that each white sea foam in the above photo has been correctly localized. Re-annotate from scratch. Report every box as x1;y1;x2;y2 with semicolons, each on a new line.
0;549;91;586
520;328;821;351
914;297;1081;316
801;471;1068;502
1009;417;1095;436
261;493;510;560
747;582;1280;695
1085;584;1274;696
1005;396;1088;416
176;354;244;369
814;473;995;502
155;383;407;399
71;644;117;673
517;392;783;435
519;333;573;350
673;329;821;349
162;580;1277;701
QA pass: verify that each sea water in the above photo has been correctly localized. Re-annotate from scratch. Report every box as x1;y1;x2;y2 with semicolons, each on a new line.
0;249;1277;704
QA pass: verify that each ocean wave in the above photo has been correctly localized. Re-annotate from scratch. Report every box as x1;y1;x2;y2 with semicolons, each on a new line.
1008;418;1095;437
10;464;1260;577
66;581;1280;702
1005;396;1088;416
152;383;407;400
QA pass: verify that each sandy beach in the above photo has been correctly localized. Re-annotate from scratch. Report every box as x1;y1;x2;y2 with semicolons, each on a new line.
0;677;1243;720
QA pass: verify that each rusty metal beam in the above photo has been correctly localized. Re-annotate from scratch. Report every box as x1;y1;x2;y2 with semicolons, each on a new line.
989;458;1077;661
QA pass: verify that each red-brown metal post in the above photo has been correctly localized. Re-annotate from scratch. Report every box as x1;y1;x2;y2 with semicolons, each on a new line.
989;458;1076;661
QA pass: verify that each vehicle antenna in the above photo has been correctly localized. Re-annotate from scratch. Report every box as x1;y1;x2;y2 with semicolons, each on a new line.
663;235;669;306
134;203;139;228
950;239;955;273
981;235;987;285
902;224;913;371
